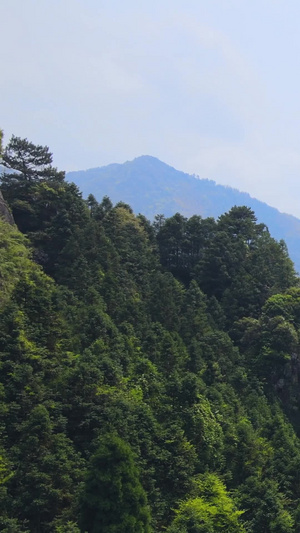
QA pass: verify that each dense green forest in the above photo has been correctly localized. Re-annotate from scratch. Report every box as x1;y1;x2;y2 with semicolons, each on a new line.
67;154;300;276
1;135;300;532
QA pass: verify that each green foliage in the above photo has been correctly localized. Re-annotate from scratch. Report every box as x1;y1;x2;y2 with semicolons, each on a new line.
0;220;32;307
193;206;297;323
167;473;245;533
6;405;84;532
55;523;80;533
1;136;89;277
2;135;64;184
236;476;294;533
79;434;151;533
2;135;300;532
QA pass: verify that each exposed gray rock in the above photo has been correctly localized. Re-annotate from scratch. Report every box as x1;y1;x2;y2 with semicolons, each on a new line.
0;190;14;225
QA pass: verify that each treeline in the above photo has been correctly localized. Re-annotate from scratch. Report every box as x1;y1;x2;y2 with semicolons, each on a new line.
1;136;300;531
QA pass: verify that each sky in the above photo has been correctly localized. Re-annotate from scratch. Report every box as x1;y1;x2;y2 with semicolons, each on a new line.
1;0;300;217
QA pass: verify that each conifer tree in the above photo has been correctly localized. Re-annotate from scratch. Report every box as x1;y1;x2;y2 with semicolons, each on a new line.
79;434;151;533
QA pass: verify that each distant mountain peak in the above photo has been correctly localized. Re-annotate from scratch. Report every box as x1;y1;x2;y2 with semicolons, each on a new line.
127;155;178;171
131;155;161;163
67;156;300;273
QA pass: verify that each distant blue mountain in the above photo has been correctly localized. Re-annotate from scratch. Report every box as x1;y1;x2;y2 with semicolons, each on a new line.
67;155;300;273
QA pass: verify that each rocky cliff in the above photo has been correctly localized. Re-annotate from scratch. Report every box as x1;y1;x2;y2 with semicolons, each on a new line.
0;191;14;225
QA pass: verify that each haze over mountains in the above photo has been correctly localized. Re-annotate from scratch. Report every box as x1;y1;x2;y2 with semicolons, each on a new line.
67;155;300;273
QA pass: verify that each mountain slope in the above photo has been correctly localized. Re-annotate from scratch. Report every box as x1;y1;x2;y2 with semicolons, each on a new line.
67;155;300;273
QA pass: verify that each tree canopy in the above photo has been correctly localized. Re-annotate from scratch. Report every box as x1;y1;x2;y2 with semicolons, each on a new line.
0;134;300;532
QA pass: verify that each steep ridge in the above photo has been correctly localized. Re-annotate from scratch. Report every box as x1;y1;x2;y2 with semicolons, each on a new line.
67;156;300;273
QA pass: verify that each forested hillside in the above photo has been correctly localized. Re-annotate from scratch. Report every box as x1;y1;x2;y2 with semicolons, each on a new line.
1;136;300;532
67;155;300;274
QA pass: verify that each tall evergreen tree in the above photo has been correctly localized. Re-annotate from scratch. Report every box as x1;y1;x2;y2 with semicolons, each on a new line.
79;434;151;533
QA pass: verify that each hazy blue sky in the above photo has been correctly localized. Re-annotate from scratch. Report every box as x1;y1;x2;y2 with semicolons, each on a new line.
1;0;300;216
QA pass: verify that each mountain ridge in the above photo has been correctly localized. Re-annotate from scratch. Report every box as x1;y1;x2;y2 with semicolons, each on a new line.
67;155;300;273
